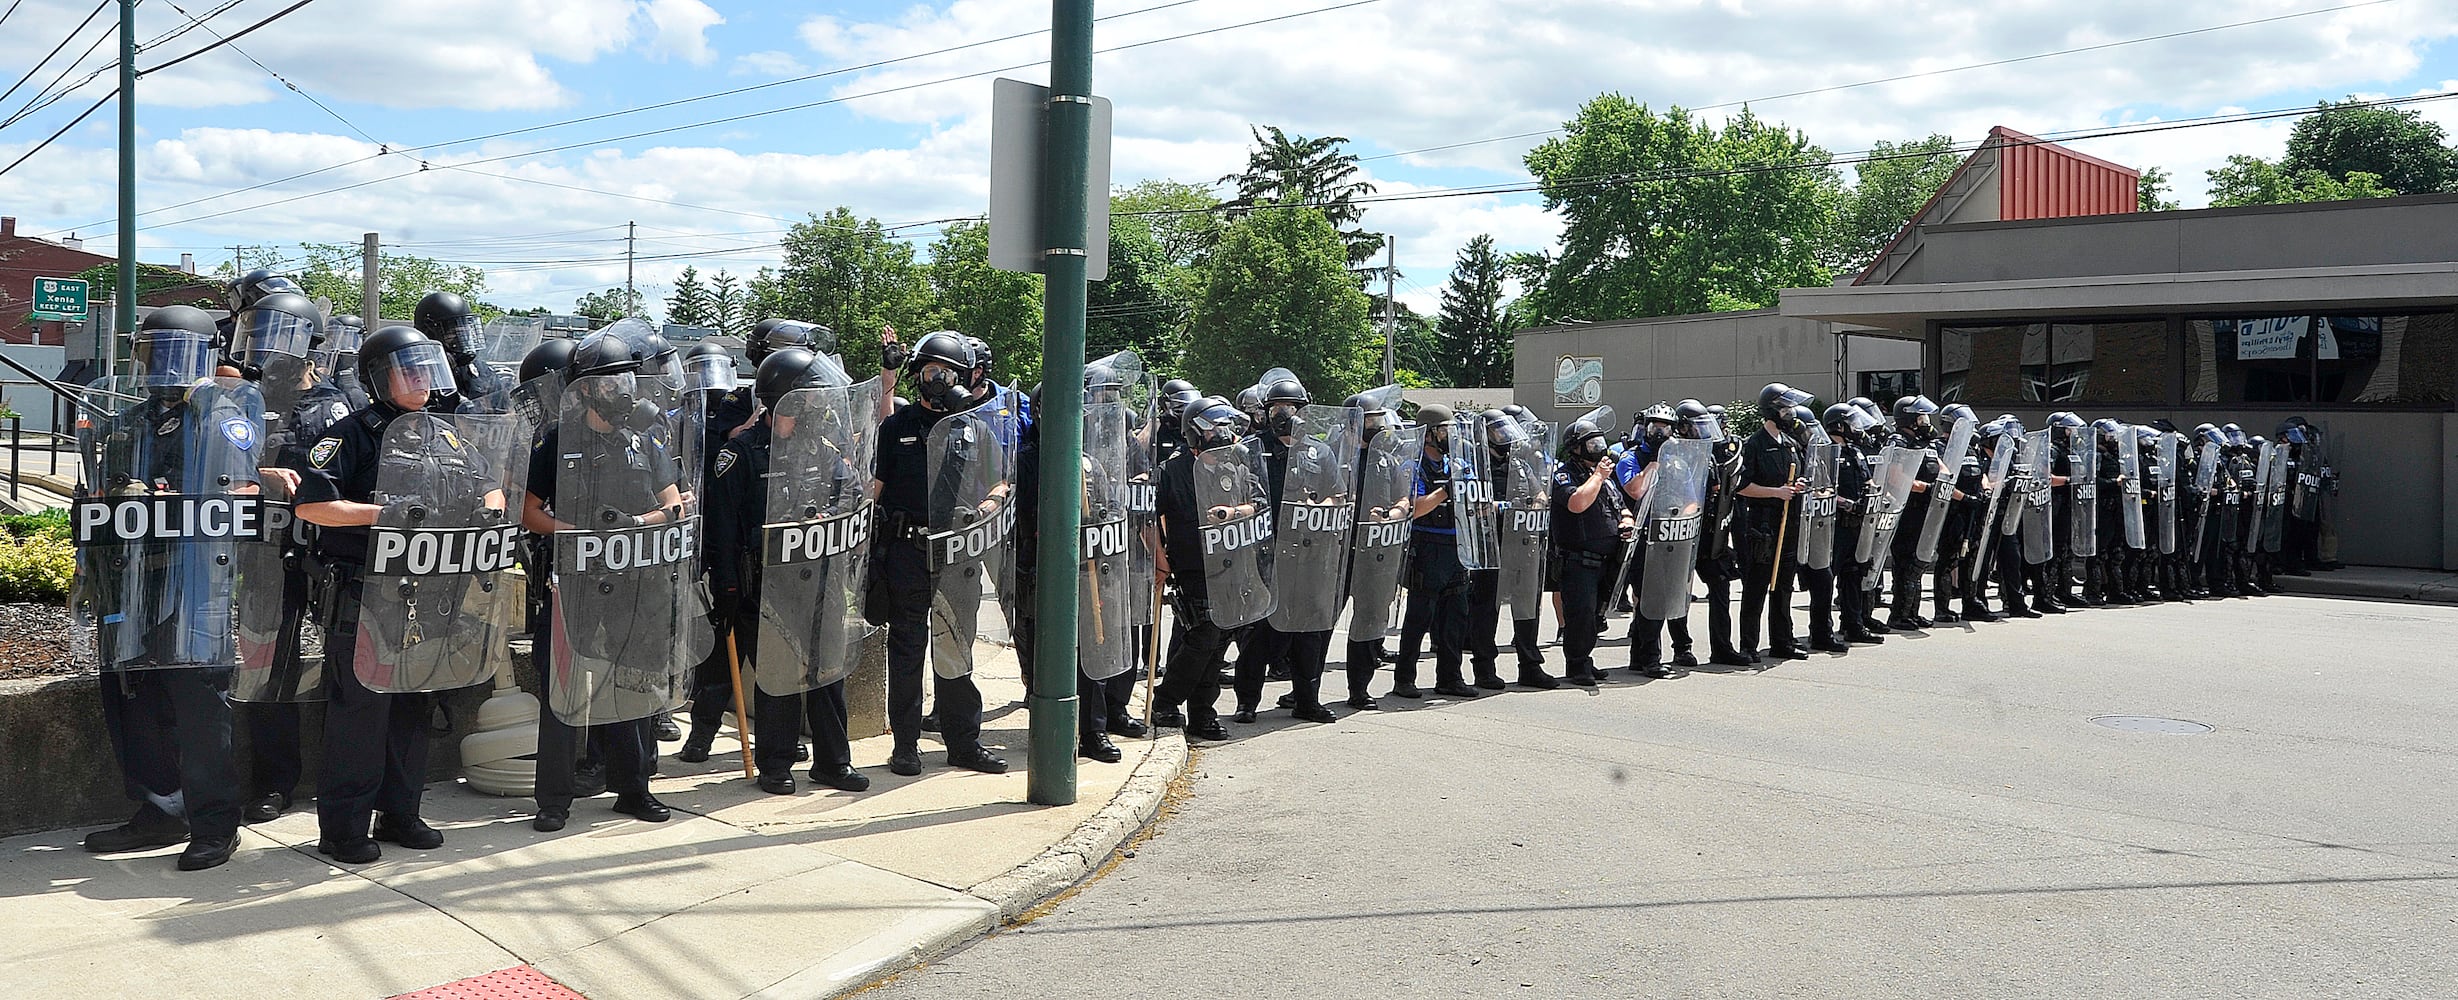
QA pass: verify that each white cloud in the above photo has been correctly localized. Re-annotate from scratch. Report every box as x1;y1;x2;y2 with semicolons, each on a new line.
640;0;725;66
733;50;808;78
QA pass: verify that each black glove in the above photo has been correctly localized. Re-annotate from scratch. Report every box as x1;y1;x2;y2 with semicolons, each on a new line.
711;587;740;626
881;338;911;372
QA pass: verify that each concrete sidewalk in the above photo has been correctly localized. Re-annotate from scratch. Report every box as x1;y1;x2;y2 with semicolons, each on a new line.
2271;564;2458;604
0;646;1185;1000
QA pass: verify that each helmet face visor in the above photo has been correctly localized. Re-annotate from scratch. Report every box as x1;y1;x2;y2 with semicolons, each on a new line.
683;351;738;393
138;330;216;387
236;309;319;362
379;341;457;397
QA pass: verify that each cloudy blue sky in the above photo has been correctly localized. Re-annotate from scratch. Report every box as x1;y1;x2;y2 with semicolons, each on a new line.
1;0;2452;314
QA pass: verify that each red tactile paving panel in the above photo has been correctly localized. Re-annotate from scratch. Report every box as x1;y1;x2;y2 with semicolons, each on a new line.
391;965;588;1000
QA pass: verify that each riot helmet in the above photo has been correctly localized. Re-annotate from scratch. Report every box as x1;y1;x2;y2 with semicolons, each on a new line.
224;269;303;314
1891;394;1938;433
1085;360;1127;403
2222;423;2247;448
2195;423;2224;447
682;341;738;394
1159;378;1197;404
904;331;978;411
520;339;577;384
2090;417;2125;444
1641;401;1677;442
1261;376;1309;438
1235;385;1264;423
1758;382;1814;414
2276;419;2309;445
229;291;324;373
357;325;454;408
1415;402;1454;449
2046;411;2085;430
1563;415;1610;461
1824;401;1879;439
749;319;829;364
1941;402;1976;426
1183;395;1242;452
567;331;649;426
413;291;481;358
1672;399;1717;440
1348;385;1404;441
1162;386;1202;425
753;347;850;409
1482;408;1529;451
134;306;220;388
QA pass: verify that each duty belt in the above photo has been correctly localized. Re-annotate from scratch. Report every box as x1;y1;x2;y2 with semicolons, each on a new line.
878;508;932;546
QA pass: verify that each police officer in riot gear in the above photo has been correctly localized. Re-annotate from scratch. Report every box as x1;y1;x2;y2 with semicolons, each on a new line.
413;291;509;409
1550;414;1632;686
1233;375;1343;722
77;306;250;871
705;347;871;794
1884;395;1941;630
872;331;1009;775
291;326;475;863
1151;396;1255;741
1737;385;1815;660
227;291;353;823
1824;402;1887;644
1393;403;1476;699
1468;407;1551;690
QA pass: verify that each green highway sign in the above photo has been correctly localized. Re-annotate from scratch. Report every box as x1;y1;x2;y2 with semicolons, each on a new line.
30;277;88;322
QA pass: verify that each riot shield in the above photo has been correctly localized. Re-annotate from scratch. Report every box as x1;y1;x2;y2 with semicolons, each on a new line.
1092;348;1157;630
1448;412;1500;571
2191;443;2220;560
1077;398;1139;681
2020;430;2054;565
1796;424;1839;571
70;377;263;674
319;316;370;411
233;357;340;703
547;377;708;724
2247;441;2275;555
358;409;529;694
2261;444;2290;553
476;317;544;388
2118;435;2146;550
2290;443;2324;521
1267;405;1362;633
1496;422;1556;619
510;369;566;448
2068;435;2100;559
1192;437;1275;629
1858;446;1924;576
2154;433;2179;555
1970;437;2018;583
754;378;883;696
924;402;1020;679
1637;438;1714;621
1913;416;1977;565
1345;426;1418;644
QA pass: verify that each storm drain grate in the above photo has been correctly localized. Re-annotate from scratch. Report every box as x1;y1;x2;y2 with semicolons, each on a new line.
2090;715;2213;734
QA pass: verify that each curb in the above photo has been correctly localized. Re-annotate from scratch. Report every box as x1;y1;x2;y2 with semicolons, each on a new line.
2276;574;2458;606
811;733;1191;998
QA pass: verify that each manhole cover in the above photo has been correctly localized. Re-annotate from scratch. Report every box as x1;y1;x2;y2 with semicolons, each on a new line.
2090;716;2213;734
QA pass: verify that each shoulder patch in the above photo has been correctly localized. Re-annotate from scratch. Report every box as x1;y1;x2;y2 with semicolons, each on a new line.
714;450;738;478
438;427;462;450
220;417;256;451
328;401;351;423
309;438;341;468
155;415;182;436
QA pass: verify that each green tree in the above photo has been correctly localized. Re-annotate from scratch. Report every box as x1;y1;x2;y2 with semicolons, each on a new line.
1435;235;1514;388
574;287;646;323
709;270;748;336
2205;155;2398;207
1087;221;1182;371
1825;134;1960;272
1181;206;1377;400
923;221;1044;385
1114;178;1226;278
1523;97;1839;323
775;208;932;365
2137;166;2180;212
2282;99;2455;195
1387;302;1445;387
664;266;714;328
1222;126;1386;276
216;243;493;320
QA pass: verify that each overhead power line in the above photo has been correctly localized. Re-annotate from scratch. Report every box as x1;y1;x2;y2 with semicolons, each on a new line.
0;0;113;111
1361;0;2409;162
138;0;321;76
0;89;115;179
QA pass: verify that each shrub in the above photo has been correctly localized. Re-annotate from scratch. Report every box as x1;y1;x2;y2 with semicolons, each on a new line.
0;533;73;604
1;508;70;541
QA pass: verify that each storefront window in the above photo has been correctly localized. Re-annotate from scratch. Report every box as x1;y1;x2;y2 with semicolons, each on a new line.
2186;313;2455;406
1939;320;2169;404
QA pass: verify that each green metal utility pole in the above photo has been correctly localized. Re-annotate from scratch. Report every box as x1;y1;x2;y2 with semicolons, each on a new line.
1027;0;1095;806
115;0;138;374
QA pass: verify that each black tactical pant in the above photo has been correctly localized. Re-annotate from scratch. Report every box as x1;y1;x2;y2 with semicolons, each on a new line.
1396;533;1469;691
243;702;303;801
1741;502;1800;654
1624;544;1695;666
1694;556;1734;653
1798;564;1836;645
684;613;739;738
1468;569;1544;681
1155;606;1241;728
735;607;853;778
99;667;240;842
1079;666;1137;740
882;542;986;756
318;576;432;846
1235;622;1324;711
1556;550;1615;681
534;619;653;813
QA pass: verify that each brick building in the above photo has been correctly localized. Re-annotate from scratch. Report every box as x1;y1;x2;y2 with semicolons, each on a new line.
0;215;222;346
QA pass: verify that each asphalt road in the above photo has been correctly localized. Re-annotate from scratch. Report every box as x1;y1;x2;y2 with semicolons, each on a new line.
873;593;2458;999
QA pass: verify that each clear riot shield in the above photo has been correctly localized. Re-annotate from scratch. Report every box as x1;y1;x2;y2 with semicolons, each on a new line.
547;378;707;724
1970;436;2018;582
2246;441;2275;555
358;409;529;694
754;378;882;696
233;359;340;702
476;317;544;389
1637;438;1714;621
2020;430;2054;565
1858;445;1924;576
2118;435;2146;550
1497;422;1557;619
1448;412;1500;571
320;317;371;411
1192;436;1275;628
1267;405;1362;633
1092;350;1158;632
70;377;263;674
1912;416;1977;565
2191;443;2220;560
2154;433;2179;555
2290;443;2324;521
2068;433;2100;558
510;368;566;449
924;402;1020;680
1078;398;1139;681
2261;444;2290;553
1796;423;1839;571
1345;425;1418;644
